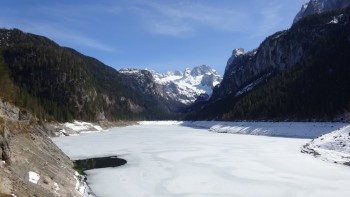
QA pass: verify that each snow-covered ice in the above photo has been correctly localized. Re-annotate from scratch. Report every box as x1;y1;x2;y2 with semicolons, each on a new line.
183;121;346;138
28;171;40;184
53;123;350;197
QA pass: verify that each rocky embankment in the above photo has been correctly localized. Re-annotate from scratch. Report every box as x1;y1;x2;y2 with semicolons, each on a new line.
0;99;92;196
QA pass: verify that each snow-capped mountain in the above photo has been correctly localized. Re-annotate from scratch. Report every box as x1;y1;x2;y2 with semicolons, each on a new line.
119;65;222;106
151;65;222;105
294;0;350;23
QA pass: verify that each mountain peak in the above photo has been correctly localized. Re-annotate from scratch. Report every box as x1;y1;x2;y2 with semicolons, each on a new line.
152;65;222;104
190;65;218;77
293;0;350;23
225;48;245;72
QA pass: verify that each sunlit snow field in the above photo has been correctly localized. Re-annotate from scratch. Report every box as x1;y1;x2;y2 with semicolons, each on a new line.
53;124;350;197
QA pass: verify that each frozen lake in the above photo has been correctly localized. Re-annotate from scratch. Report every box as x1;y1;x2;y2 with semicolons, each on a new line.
53;124;350;197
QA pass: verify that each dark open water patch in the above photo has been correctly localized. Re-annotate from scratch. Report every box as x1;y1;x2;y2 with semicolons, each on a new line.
74;156;127;172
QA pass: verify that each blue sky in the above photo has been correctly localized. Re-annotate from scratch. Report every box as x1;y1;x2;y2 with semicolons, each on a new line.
1;0;307;74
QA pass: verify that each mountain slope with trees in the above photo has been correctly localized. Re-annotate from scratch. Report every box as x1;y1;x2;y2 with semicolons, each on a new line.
185;7;350;121
0;28;176;122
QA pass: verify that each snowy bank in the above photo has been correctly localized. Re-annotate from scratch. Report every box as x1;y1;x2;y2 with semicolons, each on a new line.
181;121;345;139
64;121;102;132
74;172;96;197
138;121;183;125
55;121;103;136
302;125;350;165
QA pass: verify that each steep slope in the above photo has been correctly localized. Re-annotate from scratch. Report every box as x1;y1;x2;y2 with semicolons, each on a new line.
294;0;350;23
0;101;89;196
119;68;184;113
186;7;350;121
0;28;174;122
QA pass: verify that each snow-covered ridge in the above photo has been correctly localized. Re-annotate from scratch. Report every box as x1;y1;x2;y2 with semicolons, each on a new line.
150;65;222;104
294;0;350;23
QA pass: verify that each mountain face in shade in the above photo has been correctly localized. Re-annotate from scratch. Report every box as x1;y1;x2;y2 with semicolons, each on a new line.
294;0;350;23
186;7;350;121
0;28;177;121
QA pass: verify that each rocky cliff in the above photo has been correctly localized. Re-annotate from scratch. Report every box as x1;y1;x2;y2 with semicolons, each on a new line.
186;7;350;121
294;0;350;23
0;99;91;196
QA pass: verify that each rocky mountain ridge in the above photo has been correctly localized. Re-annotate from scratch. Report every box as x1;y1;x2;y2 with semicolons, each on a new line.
121;65;222;105
294;0;350;23
186;6;350;121
151;65;222;104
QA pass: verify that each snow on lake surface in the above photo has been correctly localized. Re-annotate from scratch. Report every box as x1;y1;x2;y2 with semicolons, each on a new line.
53;124;350;197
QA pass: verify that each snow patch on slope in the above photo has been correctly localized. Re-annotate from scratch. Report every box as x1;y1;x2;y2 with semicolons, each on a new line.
74;172;96;197
55;120;103;136
302;125;350;165
28;171;40;184
65;121;102;132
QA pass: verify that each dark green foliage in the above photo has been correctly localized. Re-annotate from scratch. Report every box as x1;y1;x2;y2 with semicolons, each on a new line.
73;163;86;175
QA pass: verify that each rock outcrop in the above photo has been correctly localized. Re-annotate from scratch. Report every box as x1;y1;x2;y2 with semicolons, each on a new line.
186;6;350;121
294;0;350;23
0;99;19;121
0;102;91;196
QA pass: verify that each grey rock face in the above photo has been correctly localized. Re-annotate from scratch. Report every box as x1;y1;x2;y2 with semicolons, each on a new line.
212;9;348;101
294;0;350;23
0;99;19;121
225;48;245;73
0;126;11;164
190;65;215;76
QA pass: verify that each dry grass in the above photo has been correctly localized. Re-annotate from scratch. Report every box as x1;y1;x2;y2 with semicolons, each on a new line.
0;117;4;136
0;116;30;135
5;121;30;134
0;193;11;197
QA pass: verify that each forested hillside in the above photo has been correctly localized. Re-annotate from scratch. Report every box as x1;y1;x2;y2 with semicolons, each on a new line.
0;29;176;122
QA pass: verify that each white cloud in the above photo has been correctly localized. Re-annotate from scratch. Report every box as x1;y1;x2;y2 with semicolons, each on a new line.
129;1;285;37
23;22;115;52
